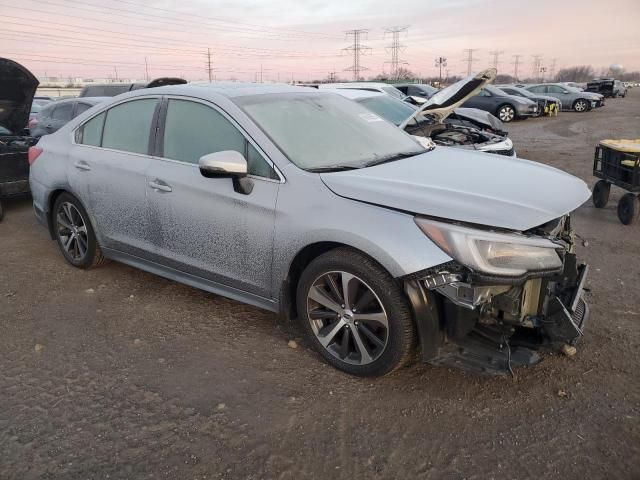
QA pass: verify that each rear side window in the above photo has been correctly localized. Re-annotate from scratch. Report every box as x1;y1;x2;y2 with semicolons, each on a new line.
51;103;73;121
102;99;157;154
77;112;105;146
162;99;277;179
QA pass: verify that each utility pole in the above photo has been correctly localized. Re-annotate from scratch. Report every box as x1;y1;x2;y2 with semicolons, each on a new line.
434;56;447;85
114;66;118;81
512;54;523;81
489;50;504;72
206;48;213;82
462;49;478;76
384;26;409;80
260;64;263;83
144;57;149;81
531;54;543;80
343;29;371;81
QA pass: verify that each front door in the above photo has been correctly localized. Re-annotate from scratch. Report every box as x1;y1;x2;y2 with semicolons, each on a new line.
145;97;280;298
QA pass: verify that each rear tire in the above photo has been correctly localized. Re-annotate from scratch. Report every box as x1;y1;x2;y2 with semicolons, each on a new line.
296;247;417;377
617;193;640;225
592;180;611;208
52;193;106;269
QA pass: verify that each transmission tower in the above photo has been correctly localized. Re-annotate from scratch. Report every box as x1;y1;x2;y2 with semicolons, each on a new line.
531;54;543;80
343;29;372;81
463;49;478;76
384;26;409;79
549;58;558;80
489;50;504;71
512;54;523;81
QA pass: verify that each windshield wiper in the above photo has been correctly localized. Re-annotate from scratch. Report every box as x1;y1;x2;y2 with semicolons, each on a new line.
308;165;360;173
364;151;421;168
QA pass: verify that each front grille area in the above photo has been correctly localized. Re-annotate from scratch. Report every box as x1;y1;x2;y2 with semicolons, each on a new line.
572;296;587;330
492;147;515;157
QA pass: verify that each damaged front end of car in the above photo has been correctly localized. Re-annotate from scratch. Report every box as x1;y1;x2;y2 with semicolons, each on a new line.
405;215;589;375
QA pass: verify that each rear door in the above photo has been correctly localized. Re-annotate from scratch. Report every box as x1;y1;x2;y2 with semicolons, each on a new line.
145;97;281;298
69;96;160;257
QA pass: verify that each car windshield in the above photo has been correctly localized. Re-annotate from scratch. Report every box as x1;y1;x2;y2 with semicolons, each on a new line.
506;87;534;98
237;93;425;171
484;85;507;96
381;86;406;100
357;95;419;126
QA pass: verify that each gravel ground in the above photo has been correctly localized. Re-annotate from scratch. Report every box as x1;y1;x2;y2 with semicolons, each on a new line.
1;90;639;480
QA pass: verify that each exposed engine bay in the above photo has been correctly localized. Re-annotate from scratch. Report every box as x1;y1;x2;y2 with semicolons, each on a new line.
406;215;589;375
407;120;510;153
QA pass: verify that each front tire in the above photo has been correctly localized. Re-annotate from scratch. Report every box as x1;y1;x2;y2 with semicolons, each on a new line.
52;193;105;269
296;247;417;377
617;193;640;225
497;104;516;123
573;99;589;112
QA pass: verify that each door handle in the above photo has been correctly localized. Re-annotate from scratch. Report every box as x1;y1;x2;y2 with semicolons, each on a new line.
73;160;91;171
148;180;172;192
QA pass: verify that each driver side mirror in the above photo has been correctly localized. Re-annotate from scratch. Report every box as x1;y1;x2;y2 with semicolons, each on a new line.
198;150;253;195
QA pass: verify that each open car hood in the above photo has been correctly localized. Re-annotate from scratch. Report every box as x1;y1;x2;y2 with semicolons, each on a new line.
320;147;591;231
399;69;496;128
0;58;38;134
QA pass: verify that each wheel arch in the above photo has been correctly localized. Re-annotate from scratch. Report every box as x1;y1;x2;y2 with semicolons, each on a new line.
46;189;97;241
279;241;394;320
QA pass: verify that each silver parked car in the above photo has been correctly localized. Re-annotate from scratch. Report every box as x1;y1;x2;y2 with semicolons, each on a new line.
29;83;591;377
525;83;604;112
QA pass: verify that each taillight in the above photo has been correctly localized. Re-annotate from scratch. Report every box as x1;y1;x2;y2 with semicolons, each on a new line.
28;146;43;165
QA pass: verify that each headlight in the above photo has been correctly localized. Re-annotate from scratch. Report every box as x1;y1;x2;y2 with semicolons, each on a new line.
415;217;563;277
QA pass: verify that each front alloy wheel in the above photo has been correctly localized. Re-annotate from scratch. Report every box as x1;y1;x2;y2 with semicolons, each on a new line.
307;271;388;366
574;99;588;112
296;248;416;377
497;105;516;122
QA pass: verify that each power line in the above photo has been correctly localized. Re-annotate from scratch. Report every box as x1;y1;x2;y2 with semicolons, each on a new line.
343;29;371;81
384;26;409;79
462;49;478;76
512;54;523;81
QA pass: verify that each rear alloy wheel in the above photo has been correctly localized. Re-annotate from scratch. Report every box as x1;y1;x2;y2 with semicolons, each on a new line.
592;180;611;208
573;99;589;112
53;193;105;268
617;193;640;225
497;105;516;122
297;248;416;377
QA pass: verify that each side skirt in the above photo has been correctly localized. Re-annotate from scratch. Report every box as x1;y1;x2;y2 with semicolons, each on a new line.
102;247;279;313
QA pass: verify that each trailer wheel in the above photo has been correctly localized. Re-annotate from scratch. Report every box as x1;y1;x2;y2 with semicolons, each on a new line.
617;193;640;225
592;180;611;208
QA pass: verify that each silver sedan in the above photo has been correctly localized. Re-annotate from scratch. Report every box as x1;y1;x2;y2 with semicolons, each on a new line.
29;83;591;377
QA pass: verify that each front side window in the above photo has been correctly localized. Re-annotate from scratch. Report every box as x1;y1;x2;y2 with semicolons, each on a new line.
162;99;277;179
52;103;73;121
237;93;425;171
102;98;157;154
547;86;565;94
528;85;546;93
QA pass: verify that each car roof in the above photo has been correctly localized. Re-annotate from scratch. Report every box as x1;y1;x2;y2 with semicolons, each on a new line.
320;88;384;100
149;82;319;99
317;82;394;90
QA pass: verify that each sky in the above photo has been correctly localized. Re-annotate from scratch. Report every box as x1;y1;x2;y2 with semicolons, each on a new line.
2;0;639;82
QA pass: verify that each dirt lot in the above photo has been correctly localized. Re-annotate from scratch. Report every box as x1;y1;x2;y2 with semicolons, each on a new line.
1;91;639;480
